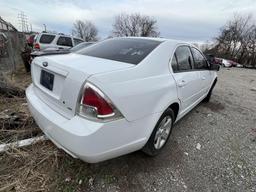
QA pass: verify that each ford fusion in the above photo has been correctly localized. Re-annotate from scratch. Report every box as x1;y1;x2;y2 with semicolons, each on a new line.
26;37;219;163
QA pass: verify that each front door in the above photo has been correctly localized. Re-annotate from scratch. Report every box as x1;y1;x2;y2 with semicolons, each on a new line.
190;47;213;94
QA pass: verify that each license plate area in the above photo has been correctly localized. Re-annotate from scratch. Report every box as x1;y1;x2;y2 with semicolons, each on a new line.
40;70;54;91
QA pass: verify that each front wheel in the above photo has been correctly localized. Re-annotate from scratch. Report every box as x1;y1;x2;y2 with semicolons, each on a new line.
142;108;174;156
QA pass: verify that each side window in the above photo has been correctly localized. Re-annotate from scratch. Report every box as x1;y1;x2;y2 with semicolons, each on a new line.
191;48;208;70
171;53;178;73
39;34;55;44
57;36;73;47
175;46;193;71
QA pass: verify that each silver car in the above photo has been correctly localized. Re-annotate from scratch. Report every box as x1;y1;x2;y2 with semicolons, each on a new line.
33;32;84;51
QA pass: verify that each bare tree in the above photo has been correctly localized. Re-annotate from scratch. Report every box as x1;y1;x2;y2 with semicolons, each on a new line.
72;20;98;42
112;13;160;37
212;14;256;67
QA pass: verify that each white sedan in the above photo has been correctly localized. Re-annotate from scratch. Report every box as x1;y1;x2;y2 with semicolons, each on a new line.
26;37;219;163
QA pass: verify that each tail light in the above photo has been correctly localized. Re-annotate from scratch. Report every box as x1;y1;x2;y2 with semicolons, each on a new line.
77;82;123;121
34;43;40;50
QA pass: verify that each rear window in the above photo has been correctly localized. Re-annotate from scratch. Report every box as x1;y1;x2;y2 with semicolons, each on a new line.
74;38;84;46
77;38;162;64
39;34;55;44
57;36;73;47
71;42;94;52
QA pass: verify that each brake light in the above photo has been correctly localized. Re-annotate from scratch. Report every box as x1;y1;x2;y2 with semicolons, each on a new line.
78;82;123;121
82;86;114;115
34;43;40;50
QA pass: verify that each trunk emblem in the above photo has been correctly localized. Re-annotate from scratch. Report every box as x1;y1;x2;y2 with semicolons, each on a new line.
42;62;48;67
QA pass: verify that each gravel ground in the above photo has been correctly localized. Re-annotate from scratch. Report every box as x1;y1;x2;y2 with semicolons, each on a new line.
80;67;256;192
1;67;255;191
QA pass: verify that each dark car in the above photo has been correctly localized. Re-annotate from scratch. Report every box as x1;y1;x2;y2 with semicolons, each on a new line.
205;54;223;65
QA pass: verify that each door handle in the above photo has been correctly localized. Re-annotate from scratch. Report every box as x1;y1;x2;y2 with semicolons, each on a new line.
201;76;206;80
177;80;187;87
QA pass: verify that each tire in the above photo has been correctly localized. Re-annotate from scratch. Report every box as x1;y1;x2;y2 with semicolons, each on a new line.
142;108;174;156
203;79;217;102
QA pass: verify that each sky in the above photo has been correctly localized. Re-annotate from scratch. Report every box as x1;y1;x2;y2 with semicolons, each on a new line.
0;0;255;42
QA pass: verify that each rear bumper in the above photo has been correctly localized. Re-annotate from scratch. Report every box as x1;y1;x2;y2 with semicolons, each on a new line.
26;84;159;163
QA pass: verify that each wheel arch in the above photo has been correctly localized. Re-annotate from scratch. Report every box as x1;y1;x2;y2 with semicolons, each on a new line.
167;102;180;122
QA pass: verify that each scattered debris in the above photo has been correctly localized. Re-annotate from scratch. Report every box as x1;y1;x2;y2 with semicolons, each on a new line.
237;164;242;169
0;181;18;192
0;72;25;98
21;103;28;106
184;152;189;156
0;110;28;129
0;76;42;144
0;135;48;153
196;143;201;150
65;177;71;182
88;177;94;187
0;107;41;143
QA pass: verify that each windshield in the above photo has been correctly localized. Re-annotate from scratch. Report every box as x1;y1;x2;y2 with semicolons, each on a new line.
77;38;162;64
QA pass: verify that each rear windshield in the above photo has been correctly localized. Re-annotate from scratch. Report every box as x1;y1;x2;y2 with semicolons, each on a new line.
77;38;162;64
39;34;55;44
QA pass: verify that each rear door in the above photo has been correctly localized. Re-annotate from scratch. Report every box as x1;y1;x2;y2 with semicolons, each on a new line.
170;46;202;113
190;47;213;94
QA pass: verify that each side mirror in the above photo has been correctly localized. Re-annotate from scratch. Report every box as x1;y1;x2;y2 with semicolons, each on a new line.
209;63;220;71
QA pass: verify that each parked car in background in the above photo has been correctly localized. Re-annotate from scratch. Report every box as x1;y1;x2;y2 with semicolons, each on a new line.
236;63;243;68
30;41;94;61
27;34;36;46
205;54;221;65
26;37;219;163
214;58;223;65
33;32;84;51
228;60;243;68
222;59;232;67
69;42;95;52
21;36;34;72
205;54;215;64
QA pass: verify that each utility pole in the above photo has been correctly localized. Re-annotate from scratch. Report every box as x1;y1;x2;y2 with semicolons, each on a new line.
43;24;46;32
18;11;29;33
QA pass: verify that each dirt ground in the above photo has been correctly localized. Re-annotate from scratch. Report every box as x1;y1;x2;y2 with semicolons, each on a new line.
0;67;255;192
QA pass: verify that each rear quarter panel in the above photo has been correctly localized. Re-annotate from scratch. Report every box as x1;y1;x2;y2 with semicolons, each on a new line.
89;41;180;122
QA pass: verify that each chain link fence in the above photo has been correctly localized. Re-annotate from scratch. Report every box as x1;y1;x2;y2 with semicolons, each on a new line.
0;17;26;72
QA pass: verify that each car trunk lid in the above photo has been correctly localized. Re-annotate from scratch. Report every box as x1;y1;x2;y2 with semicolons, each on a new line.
31;53;134;119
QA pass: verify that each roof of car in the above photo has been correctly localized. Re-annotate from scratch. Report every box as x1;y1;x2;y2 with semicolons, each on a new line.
38;32;83;40
117;36;186;44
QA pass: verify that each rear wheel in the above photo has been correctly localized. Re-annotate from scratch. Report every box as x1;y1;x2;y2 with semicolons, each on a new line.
142;108;174;156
